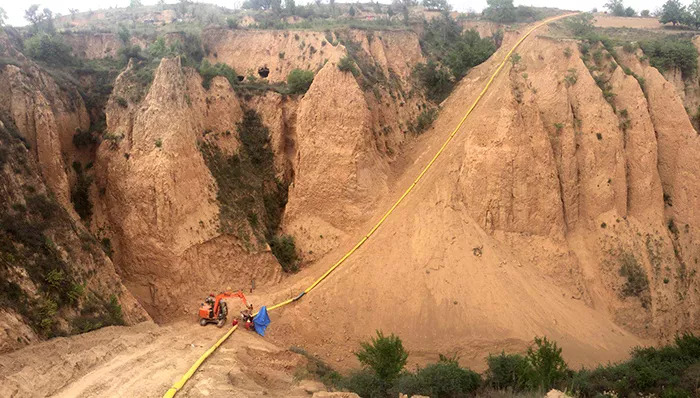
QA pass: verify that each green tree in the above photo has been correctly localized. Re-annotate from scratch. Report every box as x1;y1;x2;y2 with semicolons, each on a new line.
349;5;356;16
660;0;686;25
485;352;533;392
356;330;408;383
527;336;569;390
689;0;700;28
129;0;143;7
24;5;54;33
285;0;296;14
483;0;516;22
624;6;636;16
24;33;74;65
605;0;625;16
24;4;42;24
564;12;595;37
271;0;282;12
287;69;314;94
641;9;650;17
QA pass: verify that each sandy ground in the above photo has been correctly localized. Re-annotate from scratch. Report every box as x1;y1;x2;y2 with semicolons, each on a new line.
0;318;329;397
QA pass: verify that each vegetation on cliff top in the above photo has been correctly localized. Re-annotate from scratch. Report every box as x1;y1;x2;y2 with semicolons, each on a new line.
414;13;498;102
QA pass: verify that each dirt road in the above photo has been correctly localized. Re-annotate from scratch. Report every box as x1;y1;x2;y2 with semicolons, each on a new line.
0;318;326;397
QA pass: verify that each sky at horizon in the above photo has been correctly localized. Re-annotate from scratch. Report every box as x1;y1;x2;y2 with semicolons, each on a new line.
1;0;666;27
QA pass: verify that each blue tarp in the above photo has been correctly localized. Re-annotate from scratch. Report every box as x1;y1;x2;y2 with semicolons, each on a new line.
253;306;270;336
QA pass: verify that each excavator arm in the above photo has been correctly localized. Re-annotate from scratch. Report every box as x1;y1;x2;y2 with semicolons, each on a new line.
213;290;247;315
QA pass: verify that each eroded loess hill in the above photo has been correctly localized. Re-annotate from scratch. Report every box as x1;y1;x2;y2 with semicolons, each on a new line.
0;36;149;352
268;28;700;370
0;23;434;328
1;11;699;377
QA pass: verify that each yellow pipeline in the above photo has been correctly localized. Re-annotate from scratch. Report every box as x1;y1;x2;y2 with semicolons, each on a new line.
163;12;578;397
163;324;238;397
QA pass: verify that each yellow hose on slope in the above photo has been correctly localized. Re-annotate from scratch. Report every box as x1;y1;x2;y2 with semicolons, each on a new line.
163;12;578;397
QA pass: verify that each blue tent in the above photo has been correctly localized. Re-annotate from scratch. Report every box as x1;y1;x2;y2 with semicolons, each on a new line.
253;306;271;336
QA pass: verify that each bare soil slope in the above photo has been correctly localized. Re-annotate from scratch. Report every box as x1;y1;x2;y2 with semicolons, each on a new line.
268;28;700;370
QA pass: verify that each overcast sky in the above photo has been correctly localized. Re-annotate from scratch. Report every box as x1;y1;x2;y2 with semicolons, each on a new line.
2;0;666;27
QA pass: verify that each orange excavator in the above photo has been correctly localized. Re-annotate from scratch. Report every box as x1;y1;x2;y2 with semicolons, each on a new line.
198;291;248;328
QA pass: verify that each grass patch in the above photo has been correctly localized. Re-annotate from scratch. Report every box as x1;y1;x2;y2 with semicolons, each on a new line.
198;59;237;89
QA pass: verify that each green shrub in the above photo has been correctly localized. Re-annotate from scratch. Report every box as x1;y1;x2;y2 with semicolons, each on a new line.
344;369;387;398
287;69;314;94
414;108;438;134
67;283;85;304
115;97;128;108
413;61;453;103
106;294;125;325
24;33;74;65
564;68;578;86
527;336;569;390
198;59;237;89
486;352;533;391
118;44;143;64
269;234;298;272
404;360;482;397
564;13;595;37
338;56;359;76
38;297;58;334
640;37;698;79
118;24;130;44
356;330;408;382
422;15;496;80
571;334;700;397
45;269;65;290
169;32;204;66
147;37;170;59
619;253;650;303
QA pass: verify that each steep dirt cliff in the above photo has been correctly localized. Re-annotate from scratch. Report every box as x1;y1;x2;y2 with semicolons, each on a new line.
0;36;90;212
0;113;148;354
0;33;149;352
92;58;283;320
269;30;700;370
